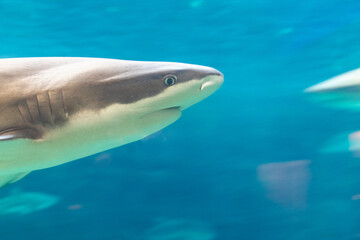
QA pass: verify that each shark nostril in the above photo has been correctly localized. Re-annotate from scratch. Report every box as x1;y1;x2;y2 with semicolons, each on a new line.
200;75;224;91
201;81;217;90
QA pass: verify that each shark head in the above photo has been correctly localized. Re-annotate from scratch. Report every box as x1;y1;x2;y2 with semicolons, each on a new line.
305;68;360;110
61;60;224;116
52;59;224;139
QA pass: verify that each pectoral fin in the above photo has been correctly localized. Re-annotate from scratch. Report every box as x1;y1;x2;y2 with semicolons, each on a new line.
0;128;41;141
0;172;31;188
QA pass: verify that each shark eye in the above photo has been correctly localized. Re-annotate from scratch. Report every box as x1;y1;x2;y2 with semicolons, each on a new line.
164;75;177;86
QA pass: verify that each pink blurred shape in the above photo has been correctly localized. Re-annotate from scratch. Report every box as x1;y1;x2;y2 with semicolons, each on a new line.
257;160;311;209
351;194;360;201
94;153;111;163
67;204;83;210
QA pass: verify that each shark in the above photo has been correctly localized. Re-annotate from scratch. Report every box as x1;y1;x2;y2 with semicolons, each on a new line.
305;68;360;110
0;57;224;187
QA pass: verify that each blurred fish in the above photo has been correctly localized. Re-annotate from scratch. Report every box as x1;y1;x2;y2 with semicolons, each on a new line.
319;132;352;154
0;57;223;188
257;160;311;208
320;130;360;156
67;204;83;211
349;131;360;156
0;190;59;215
305;68;360;110
146;218;215;240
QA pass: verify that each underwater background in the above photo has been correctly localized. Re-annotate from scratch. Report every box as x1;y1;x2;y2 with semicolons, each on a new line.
1;0;360;239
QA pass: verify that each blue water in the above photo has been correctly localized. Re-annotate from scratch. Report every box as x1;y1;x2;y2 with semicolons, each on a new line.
1;0;360;239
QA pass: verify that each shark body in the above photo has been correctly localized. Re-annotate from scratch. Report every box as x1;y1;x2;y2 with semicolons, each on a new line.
0;57;223;187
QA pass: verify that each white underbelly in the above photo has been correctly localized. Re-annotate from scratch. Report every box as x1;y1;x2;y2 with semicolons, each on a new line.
0;106;181;175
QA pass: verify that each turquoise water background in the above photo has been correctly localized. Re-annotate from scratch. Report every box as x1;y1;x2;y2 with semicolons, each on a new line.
1;0;360;239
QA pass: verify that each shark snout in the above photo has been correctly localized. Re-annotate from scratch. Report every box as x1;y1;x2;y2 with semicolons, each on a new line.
304;68;360;110
201;75;224;91
305;68;360;94
200;68;224;92
305;80;354;94
171;67;223;111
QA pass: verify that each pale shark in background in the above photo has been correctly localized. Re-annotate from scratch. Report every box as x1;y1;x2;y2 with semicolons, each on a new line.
305;68;360;110
0;57;224;187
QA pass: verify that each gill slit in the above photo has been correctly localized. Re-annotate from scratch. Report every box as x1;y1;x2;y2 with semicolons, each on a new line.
46;90;54;122
16;104;26;124
60;89;68;118
35;95;42;126
25;100;34;123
